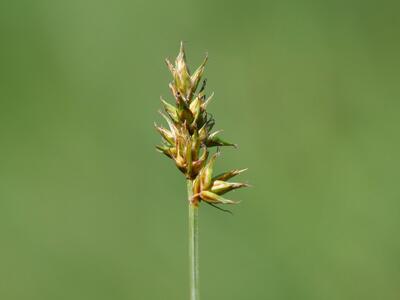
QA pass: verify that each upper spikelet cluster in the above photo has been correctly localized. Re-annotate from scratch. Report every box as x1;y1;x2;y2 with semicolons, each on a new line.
155;42;248;207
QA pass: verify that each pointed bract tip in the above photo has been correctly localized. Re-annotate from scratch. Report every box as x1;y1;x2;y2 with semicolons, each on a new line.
201;53;209;64
203;92;214;108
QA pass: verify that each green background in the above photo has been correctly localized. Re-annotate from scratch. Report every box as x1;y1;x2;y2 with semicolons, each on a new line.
1;0;399;299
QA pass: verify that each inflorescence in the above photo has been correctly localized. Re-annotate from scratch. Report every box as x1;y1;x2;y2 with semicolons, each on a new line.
155;42;248;207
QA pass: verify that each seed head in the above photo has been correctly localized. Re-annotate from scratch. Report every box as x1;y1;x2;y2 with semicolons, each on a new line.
156;42;248;207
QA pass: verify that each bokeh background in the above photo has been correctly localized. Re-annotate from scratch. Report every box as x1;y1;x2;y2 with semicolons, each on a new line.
1;0;399;299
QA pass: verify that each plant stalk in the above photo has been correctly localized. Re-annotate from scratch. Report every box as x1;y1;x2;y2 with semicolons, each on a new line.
187;180;199;300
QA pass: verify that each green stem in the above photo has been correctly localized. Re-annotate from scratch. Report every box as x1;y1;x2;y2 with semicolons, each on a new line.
187;180;199;300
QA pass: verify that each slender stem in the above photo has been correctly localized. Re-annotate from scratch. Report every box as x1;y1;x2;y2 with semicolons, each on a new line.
187;180;199;300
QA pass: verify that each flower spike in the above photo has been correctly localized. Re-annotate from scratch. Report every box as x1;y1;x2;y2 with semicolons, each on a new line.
155;42;248;201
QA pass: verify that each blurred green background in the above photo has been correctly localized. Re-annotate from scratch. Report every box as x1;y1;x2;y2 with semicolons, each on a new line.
1;0;399;299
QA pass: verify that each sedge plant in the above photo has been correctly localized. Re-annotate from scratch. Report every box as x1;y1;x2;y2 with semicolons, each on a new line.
155;42;248;300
